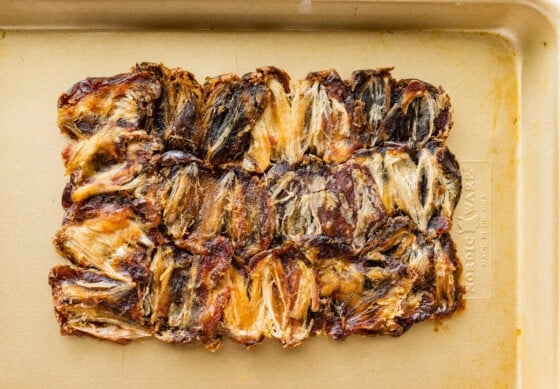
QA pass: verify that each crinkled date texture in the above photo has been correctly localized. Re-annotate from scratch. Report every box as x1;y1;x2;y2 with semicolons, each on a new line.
50;63;463;351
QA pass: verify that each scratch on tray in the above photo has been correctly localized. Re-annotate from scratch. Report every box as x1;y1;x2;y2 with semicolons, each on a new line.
1;30;6;40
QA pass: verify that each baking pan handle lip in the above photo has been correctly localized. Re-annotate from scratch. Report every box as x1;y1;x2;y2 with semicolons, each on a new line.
521;0;560;27
0;0;560;32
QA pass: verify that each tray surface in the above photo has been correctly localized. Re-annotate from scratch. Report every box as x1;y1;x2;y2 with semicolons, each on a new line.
0;1;557;387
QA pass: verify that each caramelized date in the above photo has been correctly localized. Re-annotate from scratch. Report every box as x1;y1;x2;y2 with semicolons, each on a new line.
50;63;463;349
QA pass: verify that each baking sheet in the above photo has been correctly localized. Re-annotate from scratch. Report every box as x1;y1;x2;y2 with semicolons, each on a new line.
0;1;557;387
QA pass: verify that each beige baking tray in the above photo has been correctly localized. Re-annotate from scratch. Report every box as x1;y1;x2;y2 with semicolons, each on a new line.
0;0;558;387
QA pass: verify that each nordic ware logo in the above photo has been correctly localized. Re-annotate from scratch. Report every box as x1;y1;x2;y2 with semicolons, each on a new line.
456;162;491;299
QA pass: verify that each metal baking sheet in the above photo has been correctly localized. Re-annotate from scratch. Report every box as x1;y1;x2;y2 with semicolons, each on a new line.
0;1;558;387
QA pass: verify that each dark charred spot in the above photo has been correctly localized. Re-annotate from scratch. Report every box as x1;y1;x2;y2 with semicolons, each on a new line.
428;215;451;235
418;165;428;207
90;151;119;171
75;118;99;136
160;150;202;166
61;182;74;208
169;267;190;306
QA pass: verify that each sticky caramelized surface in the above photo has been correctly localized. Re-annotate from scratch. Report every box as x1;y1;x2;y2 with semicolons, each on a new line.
51;63;463;350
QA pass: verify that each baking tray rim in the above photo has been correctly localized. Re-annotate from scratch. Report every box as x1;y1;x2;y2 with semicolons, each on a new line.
0;0;558;387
